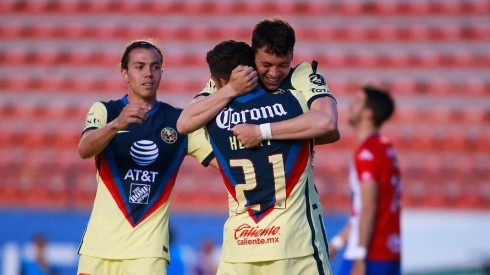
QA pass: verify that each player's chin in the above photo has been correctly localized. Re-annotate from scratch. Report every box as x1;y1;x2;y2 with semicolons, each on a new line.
139;89;157;99
264;82;280;91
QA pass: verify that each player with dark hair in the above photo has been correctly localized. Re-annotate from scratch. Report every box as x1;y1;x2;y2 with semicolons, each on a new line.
177;17;339;275
76;39;217;275
178;18;339;147
329;86;401;275
206;40;256;86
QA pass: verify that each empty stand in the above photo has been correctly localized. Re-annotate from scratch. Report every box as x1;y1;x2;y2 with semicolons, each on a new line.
0;0;488;211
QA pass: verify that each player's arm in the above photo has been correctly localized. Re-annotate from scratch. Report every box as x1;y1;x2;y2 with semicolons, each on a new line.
230;96;338;148
269;95;338;141
351;178;377;275
231;61;339;148
358;179;377;251
311;96;340;145
186;126;219;169
289;61;340;144
328;222;350;259
176;66;257;134
78;102;149;159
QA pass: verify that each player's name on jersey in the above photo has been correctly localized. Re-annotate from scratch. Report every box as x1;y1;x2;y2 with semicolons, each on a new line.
229;136;272;150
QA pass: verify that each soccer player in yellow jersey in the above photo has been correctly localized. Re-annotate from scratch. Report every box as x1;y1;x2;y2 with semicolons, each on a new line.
177;18;340;275
76;40;222;275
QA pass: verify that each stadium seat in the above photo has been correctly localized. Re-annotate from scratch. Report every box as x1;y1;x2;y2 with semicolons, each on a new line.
314;148;350;175
1;46;30;65
0;122;20;147
385;49;411;67
0;161;23;205
462;77;489;96
424;76;455;95
21;163;67;207
28;46;63;65
434;24;462;41
455;179;482;208
341;23;371;41
320;50;348;68
0;101;15;119
450;48;475;67
474;128;490;152
352;49;380;67
460;105;488;123
66;47;99;65
71;165;97;207
387;76;418;95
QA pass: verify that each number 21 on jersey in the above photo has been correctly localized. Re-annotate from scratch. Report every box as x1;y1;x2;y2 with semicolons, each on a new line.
230;154;287;214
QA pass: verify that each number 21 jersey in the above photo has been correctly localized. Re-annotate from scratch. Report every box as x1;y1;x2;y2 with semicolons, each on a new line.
204;62;335;262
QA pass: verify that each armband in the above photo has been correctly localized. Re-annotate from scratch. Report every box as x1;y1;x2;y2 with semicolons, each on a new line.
351;246;367;260
259;123;272;140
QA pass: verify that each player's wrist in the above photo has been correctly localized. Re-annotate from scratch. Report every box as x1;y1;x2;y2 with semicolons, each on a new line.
350;246;367;260
108;120;124;132
330;235;345;249
259;123;272;140
221;84;239;99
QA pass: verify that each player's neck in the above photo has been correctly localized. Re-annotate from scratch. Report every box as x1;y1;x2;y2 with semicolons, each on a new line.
355;122;377;143
127;94;157;108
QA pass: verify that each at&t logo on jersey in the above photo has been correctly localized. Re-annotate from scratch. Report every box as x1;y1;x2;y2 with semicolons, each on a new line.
234;223;281;246
161;127;178;144
216;104;288;130
130;140;159;166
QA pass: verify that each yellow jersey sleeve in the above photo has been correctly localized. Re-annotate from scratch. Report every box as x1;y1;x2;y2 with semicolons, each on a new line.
290;61;334;108
83;101;107;132
187;127;214;164
196;79;217;98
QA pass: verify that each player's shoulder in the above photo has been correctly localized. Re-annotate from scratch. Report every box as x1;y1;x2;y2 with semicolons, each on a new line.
96;96;127;112
357;134;392;158
91;99;120;116
198;79;217;97
290;60;328;88
156;101;183;120
291;60;321;77
366;133;393;147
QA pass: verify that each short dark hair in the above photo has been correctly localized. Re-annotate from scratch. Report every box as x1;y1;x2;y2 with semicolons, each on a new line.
206;40;255;81
120;39;163;70
251;18;295;56
362;86;395;128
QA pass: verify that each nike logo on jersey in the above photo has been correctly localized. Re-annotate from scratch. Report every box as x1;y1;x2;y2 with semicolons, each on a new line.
117;130;130;133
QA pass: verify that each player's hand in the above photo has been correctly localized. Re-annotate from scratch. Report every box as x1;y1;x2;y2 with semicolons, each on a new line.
328;246;339;259
113;104;150;130
231;124;263;148
229;65;258;96
350;260;365;275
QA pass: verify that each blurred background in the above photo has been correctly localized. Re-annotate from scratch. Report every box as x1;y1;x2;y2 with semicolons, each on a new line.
0;0;489;274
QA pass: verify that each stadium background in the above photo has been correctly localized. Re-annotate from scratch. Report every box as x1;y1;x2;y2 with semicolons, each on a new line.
0;0;489;274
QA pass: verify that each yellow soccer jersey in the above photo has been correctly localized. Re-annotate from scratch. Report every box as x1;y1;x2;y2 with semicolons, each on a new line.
203;61;335;262
78;95;213;260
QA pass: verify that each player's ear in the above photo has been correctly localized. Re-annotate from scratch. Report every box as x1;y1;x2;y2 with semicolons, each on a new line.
363;108;374;122
121;69;129;82
219;78;228;88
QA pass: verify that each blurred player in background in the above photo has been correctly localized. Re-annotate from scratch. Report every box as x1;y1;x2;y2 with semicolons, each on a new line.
177;17;339;275
76;39;215;275
329;86;401;275
193;237;220;275
21;234;55;275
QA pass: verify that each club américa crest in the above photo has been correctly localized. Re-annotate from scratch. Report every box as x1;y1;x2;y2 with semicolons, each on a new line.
161;127;178;144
